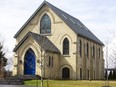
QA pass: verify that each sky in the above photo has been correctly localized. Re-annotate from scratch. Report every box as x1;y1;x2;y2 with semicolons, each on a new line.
0;0;116;69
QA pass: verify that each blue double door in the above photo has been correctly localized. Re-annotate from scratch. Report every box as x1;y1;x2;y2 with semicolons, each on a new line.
24;48;36;75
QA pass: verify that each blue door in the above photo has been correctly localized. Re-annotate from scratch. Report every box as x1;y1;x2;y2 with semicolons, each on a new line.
24;48;36;75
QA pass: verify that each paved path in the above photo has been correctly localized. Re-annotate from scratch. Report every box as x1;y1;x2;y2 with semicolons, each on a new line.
0;85;36;87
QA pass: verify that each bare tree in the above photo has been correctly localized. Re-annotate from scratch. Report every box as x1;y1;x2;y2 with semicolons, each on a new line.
103;34;116;87
110;45;116;69
104;38;110;87
109;31;116;68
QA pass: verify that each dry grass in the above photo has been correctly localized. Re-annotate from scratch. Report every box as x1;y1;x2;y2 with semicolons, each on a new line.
24;80;116;87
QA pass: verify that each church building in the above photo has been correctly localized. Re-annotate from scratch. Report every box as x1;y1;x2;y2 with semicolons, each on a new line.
13;1;104;80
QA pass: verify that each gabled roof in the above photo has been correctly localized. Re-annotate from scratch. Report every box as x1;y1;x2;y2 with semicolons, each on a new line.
13;32;60;53
14;1;104;46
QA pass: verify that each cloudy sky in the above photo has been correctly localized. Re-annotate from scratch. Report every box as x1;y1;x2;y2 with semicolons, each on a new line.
0;0;116;68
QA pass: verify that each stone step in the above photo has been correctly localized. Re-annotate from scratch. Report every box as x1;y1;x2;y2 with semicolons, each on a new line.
0;79;24;85
0;75;41;85
5;75;41;80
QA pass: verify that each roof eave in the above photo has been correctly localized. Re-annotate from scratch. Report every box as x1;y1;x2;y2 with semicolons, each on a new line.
78;34;104;46
14;32;61;53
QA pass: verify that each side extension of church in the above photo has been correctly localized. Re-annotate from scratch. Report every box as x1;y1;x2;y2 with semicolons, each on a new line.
13;1;104;80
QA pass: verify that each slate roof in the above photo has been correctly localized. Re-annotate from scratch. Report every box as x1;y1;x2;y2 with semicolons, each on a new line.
14;1;104;46
13;32;60;53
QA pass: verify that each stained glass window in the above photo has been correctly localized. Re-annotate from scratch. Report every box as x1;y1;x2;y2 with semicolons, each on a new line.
40;14;51;34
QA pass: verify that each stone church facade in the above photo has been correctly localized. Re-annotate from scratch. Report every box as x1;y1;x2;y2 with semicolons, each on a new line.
13;1;104;80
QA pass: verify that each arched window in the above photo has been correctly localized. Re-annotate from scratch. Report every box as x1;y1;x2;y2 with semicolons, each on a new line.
40;14;51;34
87;69;89;80
79;40;82;57
87;43;89;57
98;48;100;58
85;43;89;57
94;70;96;80
63;38;69;55
48;56;51;67
92;45;95;57
48;56;53;67
80;68;82;79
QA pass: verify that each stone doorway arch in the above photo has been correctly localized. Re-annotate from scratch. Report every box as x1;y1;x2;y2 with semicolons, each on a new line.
62;67;70;79
24;48;36;75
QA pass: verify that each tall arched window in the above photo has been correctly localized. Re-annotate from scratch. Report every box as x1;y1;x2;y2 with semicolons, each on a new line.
87;69;89;80
92;45;95;57
98;48;100;58
63;38;69;55
87;43;89;57
85;43;89;57
40;14;51;34
80;68;82;79
94;70;95;79
79;40;82;57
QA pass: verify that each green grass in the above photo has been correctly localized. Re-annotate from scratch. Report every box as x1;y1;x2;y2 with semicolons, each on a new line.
24;80;116;87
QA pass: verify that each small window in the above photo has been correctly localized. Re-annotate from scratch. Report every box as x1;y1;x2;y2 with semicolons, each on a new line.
48;56;53;67
62;14;68;19
63;38;69;55
40;14;51;34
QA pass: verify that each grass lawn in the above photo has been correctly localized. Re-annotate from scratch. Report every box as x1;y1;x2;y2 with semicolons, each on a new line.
24;80;116;87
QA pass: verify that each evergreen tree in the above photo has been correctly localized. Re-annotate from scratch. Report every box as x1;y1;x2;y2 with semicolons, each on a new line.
0;43;7;66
